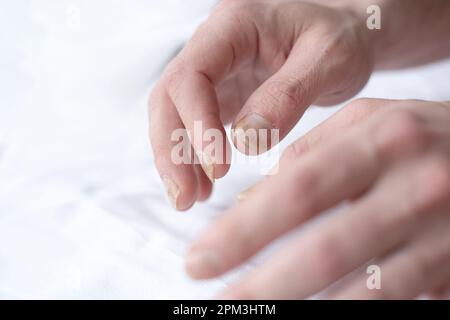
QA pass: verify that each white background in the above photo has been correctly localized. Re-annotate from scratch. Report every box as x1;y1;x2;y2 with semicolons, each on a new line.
0;0;449;299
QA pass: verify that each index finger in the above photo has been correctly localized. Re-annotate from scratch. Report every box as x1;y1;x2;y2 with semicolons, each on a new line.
163;7;258;179
149;6;258;208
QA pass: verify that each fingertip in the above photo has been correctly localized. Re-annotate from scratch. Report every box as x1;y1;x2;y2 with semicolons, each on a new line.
213;163;231;181
185;246;225;279
231;112;278;156
196;137;232;181
213;137;233;179
195;165;214;202
167;180;197;212
158;162;199;211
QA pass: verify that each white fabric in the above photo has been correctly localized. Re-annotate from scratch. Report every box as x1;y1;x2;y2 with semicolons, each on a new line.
0;0;449;299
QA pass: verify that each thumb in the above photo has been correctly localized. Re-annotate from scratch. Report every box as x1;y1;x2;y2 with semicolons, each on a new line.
231;33;361;155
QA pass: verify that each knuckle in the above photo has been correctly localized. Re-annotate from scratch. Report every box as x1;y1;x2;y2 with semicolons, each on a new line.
163;63;186;101
261;78;306;115
345;98;377;112
326;37;355;65
341;98;381;125
376;110;429;159
316;25;372;84
164;62;184;85
282;139;310;161
276;165;319;221
389;109;421;125
388;110;426;141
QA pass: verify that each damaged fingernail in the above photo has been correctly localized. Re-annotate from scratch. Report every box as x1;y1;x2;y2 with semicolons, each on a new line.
196;151;215;183
237;185;257;202
233;113;274;155
265;162;280;176
162;175;180;209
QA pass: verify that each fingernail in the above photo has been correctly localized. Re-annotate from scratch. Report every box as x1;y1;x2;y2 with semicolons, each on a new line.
186;249;223;278
265;162;280;176
237;185;256;202
197;151;215;183
233;113;273;155
162;175;180;209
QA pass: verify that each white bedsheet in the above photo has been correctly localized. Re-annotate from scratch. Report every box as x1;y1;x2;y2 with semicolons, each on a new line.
1;0;450;299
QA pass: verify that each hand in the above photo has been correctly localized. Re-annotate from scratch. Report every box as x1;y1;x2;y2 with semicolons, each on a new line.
149;0;375;210
186;98;450;299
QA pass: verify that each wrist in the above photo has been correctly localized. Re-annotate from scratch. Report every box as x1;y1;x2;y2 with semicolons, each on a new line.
333;0;391;70
305;0;391;69
336;0;450;69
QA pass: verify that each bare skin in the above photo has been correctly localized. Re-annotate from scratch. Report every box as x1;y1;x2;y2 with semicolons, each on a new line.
149;0;450;210
149;0;450;298
187;98;450;299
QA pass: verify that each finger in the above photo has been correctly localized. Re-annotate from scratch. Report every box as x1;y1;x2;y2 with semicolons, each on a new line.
235;98;390;201
428;283;450;300
187;108;403;278
278;99;450;176
216;77;244;124
166;65;230;182
149;85;199;210
163;8;258;180
186;134;377;277
231;31;366;155
217;68;260;124
332;215;450;300
194;163;213;202
428;271;450;299
187;108;437;278
279;98;392;164
277;98;448;167
219;156;450;299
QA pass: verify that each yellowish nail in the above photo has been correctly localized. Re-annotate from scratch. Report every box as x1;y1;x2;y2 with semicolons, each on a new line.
265;162;280;176
162;175;180;209
233;113;273;155
196;151;215;183
237;185;257;202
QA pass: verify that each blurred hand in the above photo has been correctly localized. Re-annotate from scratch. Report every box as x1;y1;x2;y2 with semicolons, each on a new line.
186;98;450;299
149;0;375;210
